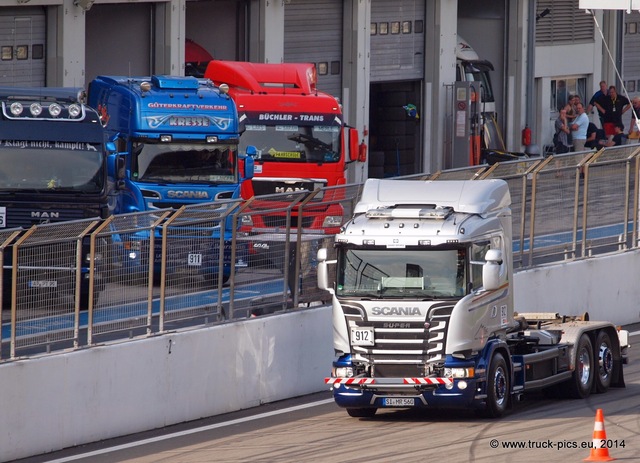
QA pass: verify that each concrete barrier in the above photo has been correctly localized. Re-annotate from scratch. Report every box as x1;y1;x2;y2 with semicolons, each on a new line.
514;250;640;325
0;307;334;462
2;250;639;462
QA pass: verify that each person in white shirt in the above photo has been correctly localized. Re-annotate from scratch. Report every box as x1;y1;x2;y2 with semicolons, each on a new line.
571;103;590;152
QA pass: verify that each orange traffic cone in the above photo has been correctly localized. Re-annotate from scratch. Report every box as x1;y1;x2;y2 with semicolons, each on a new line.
584;408;615;461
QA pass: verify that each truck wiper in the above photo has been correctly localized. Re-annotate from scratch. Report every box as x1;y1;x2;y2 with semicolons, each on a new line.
287;133;338;161
287;132;332;151
344;292;383;300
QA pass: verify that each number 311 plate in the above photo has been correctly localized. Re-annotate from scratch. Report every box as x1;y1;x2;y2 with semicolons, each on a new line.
350;326;374;346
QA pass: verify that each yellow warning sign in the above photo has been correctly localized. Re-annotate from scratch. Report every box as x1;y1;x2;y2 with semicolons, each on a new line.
268;148;302;159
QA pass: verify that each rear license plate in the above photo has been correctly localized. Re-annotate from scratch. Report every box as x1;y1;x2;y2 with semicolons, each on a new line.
350;326;374;346
383;398;415;407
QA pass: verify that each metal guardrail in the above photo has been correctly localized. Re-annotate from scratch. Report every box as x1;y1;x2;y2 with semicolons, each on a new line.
1;146;638;360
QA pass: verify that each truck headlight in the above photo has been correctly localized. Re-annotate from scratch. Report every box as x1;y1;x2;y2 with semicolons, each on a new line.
444;367;475;379
85;252;103;262
332;366;354;378
123;241;142;260
68;104;82;118
241;215;253;226
322;215;342;228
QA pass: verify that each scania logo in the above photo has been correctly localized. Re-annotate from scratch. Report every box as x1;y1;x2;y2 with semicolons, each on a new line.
167;191;209;199
371;306;421;316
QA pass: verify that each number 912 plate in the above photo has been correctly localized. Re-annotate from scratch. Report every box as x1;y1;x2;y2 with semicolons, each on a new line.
350;326;374;346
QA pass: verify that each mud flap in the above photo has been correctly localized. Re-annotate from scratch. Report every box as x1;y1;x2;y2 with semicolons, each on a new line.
611;358;625;388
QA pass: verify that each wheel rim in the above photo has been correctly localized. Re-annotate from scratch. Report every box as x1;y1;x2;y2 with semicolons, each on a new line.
599;342;613;380
494;366;507;406
578;347;592;385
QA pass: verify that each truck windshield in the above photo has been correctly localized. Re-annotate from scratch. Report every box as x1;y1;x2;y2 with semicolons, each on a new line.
460;62;495;104
132;142;238;184
336;248;467;299
0;144;104;192
241;124;340;163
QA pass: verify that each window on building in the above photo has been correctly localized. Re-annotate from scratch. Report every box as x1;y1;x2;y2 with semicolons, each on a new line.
32;44;44;60
551;77;587;112
536;0;594;44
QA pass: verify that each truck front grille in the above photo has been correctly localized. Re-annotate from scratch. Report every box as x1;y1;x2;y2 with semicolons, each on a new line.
344;302;454;376
261;214;315;229
252;180;319;197
6;206;100;229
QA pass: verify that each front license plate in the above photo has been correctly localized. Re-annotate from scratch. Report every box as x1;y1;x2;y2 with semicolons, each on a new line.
383;398;415;407
187;253;203;266
29;280;57;288
350;326;374;346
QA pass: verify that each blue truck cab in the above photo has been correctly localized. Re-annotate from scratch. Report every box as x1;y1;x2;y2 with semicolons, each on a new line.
87;75;253;283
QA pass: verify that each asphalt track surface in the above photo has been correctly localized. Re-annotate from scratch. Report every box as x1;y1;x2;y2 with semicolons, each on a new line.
16;328;640;463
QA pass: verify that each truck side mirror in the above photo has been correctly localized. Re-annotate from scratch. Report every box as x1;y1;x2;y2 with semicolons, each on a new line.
348;127;361;163
482;249;504;291
116;155;126;189
243;152;255;180
317;248;334;293
105;141;117;155
245;145;257;157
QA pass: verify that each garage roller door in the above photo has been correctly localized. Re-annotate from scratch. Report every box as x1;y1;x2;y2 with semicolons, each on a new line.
370;0;425;82
284;0;343;99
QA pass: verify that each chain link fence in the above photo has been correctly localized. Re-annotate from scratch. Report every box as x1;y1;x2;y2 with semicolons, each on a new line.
1;146;639;360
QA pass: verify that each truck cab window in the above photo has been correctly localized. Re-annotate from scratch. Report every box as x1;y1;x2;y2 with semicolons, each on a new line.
241;123;341;163
470;236;504;290
132;142;237;184
337;247;466;298
0;145;104;191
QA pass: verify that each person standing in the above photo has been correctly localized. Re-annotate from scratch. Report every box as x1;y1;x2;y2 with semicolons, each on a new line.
628;96;640;142
571;103;590;152
595;85;630;137
565;94;580;123
587;80;608;126
554;105;573;154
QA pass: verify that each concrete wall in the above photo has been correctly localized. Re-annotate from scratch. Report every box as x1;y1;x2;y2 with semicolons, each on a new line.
2;249;639;462
0;307;334;462
514;250;640;324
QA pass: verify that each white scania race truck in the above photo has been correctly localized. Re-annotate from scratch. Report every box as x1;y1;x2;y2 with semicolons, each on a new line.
318;179;629;418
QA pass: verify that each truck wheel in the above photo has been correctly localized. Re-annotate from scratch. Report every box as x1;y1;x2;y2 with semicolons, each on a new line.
483;352;509;418
595;331;614;393
565;334;594;399
346;408;377;418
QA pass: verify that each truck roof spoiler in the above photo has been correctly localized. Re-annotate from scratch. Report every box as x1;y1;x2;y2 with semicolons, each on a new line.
206;60;317;95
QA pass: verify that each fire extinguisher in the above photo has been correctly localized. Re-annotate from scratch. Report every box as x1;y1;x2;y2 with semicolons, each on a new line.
358;141;367;162
522;125;531;146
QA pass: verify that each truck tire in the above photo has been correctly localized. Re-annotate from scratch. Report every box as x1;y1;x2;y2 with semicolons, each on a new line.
564;334;594;399
595;330;614;393
346;408;377;418
482;352;509;418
